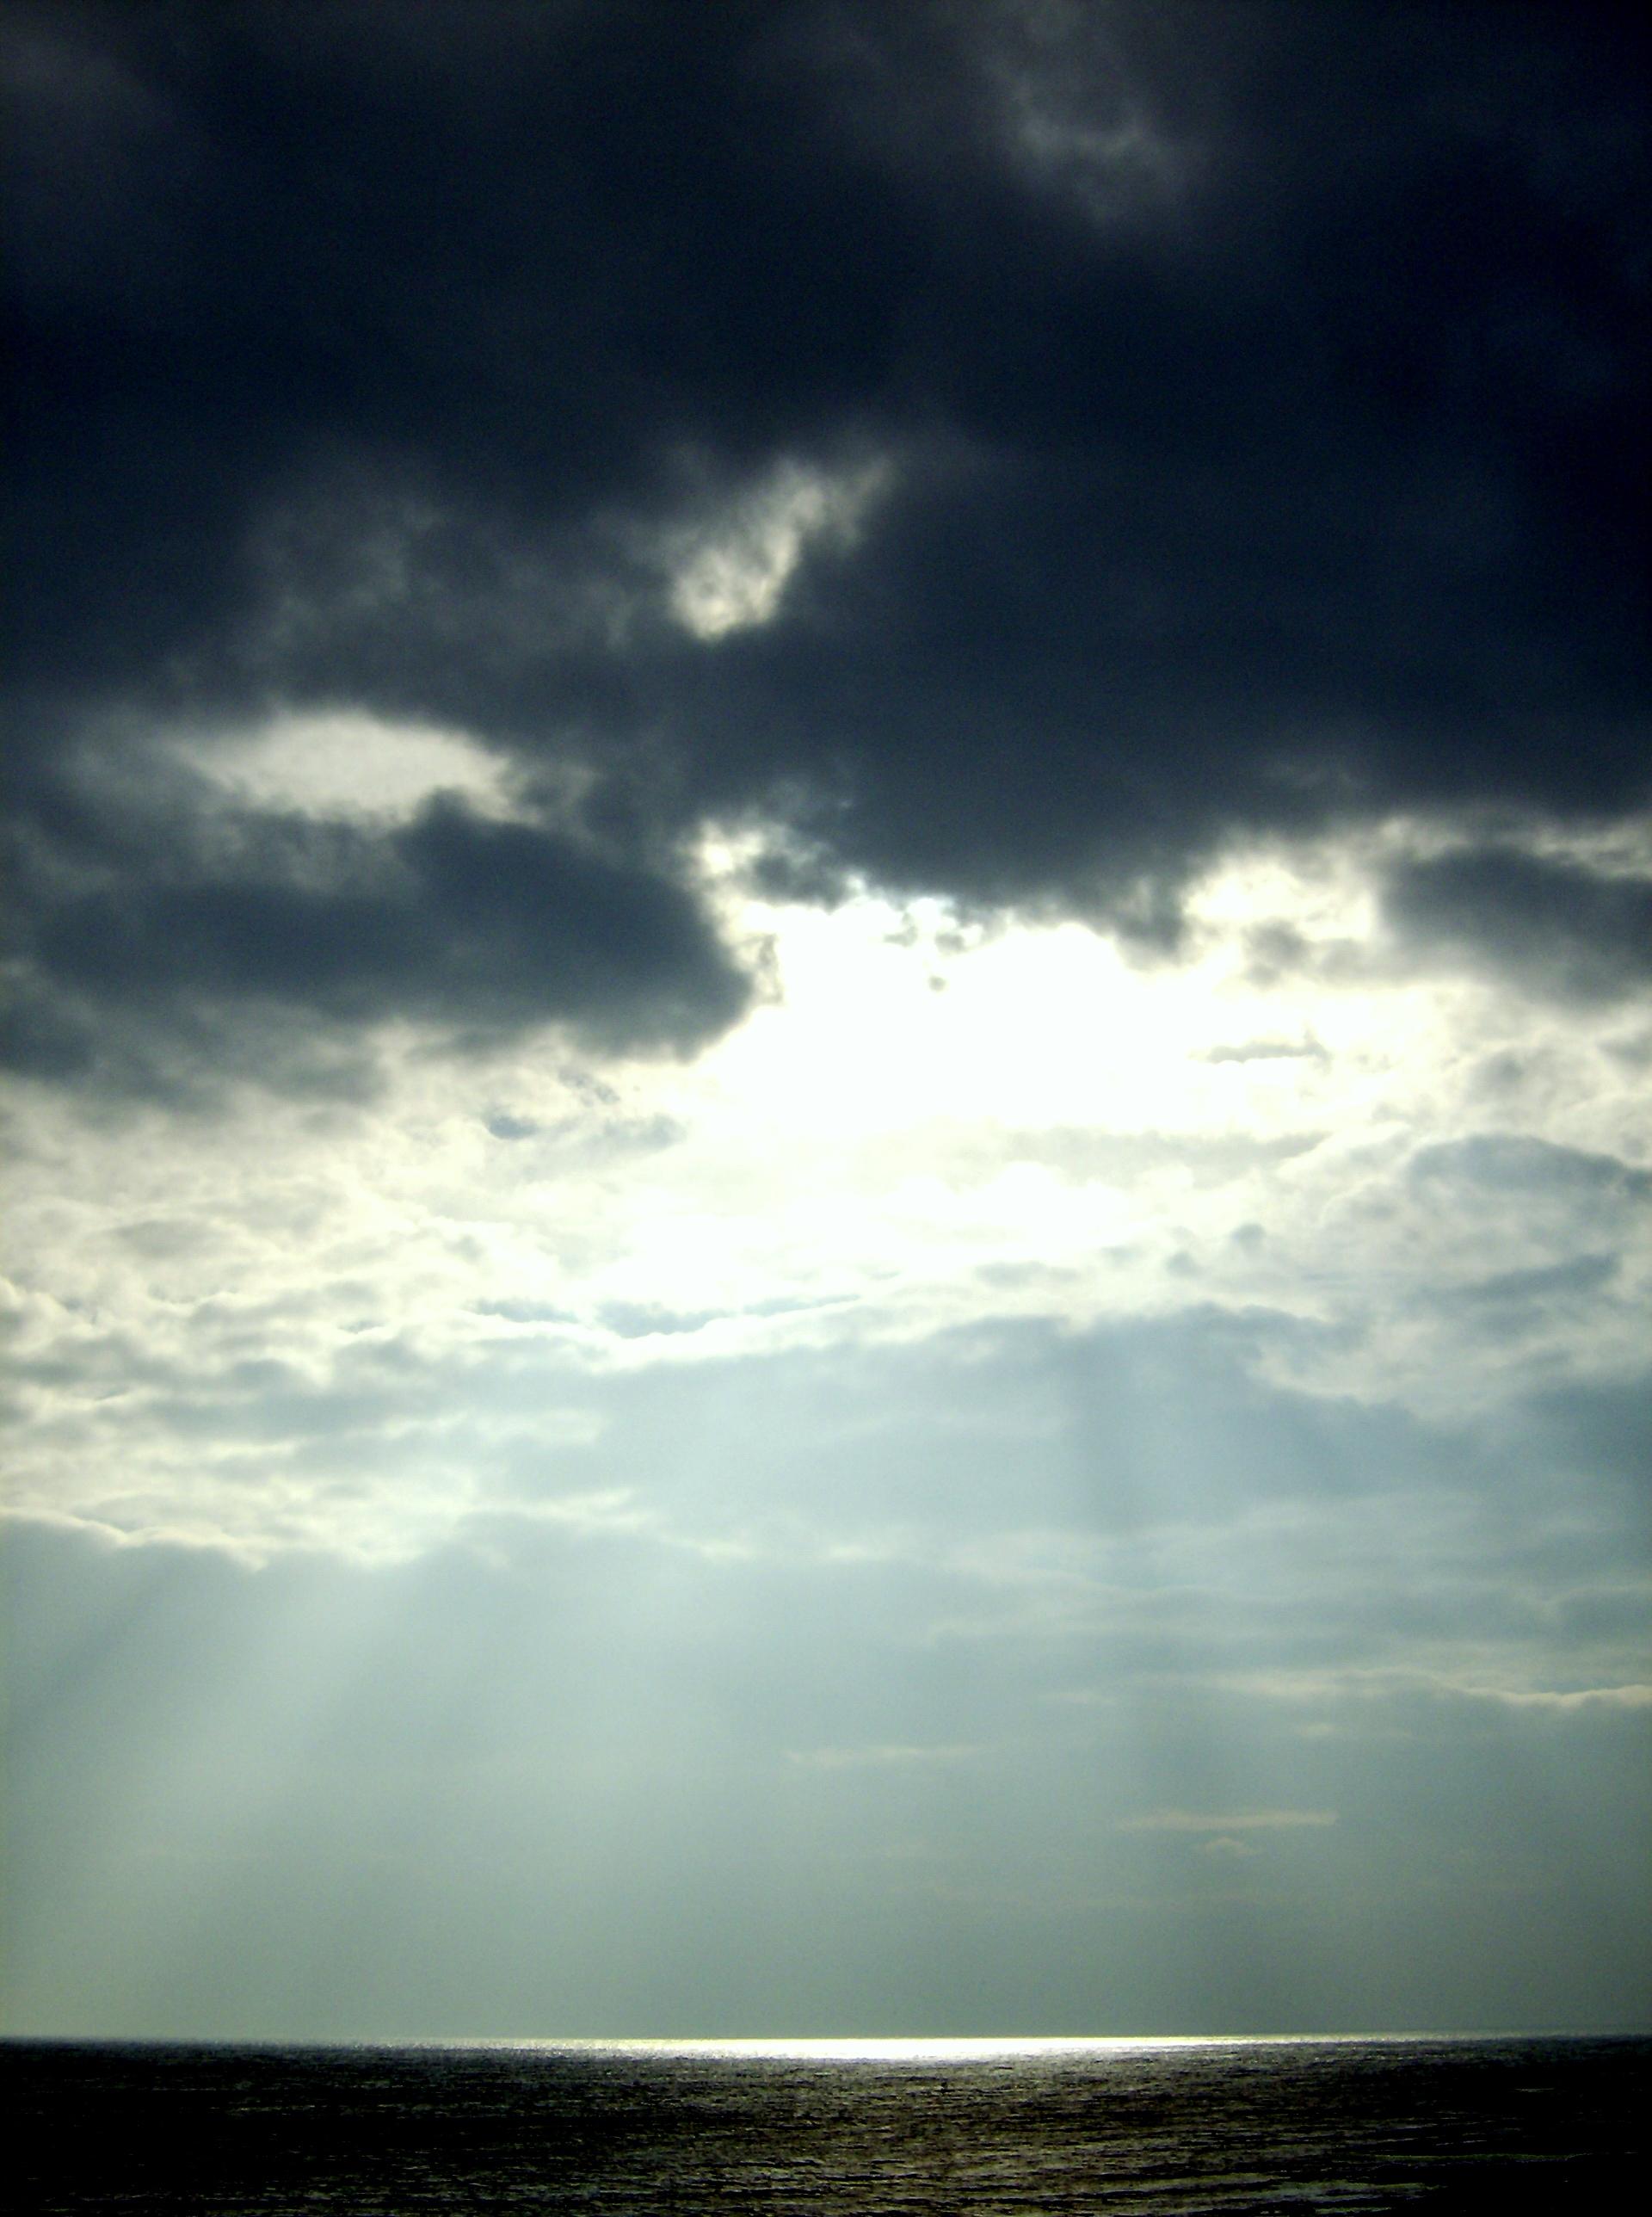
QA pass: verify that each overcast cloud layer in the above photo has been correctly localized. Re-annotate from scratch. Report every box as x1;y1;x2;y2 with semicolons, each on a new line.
3;1;1649;2040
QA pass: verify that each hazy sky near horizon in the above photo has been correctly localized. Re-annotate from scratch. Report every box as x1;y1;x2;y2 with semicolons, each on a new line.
3;0;1649;2039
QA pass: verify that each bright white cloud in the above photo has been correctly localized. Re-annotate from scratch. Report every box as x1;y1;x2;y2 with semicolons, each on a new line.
666;457;888;639
172;708;517;822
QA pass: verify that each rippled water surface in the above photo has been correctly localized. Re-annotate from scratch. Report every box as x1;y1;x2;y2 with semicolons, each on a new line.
10;2033;1645;2212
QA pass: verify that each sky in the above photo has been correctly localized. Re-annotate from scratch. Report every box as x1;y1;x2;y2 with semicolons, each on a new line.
3;0;1649;2041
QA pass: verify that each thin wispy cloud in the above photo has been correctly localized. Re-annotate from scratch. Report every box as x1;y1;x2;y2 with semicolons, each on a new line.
1116;1811;1337;1835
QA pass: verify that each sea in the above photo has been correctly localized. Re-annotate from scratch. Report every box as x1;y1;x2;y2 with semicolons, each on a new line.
9;2033;1647;2213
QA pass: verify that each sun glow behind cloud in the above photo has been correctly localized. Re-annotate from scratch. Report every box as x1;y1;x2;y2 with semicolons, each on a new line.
5;802;1645;1565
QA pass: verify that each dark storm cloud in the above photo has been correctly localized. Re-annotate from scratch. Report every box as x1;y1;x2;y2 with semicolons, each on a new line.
4;0;1648;1076
1384;846;1652;1003
2;790;749;1091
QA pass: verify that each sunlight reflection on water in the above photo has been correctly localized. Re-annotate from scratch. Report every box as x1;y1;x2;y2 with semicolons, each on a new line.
11;2033;1646;2212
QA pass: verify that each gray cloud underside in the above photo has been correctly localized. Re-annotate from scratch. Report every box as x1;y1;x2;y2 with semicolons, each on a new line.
4;0;1649;1079
1384;847;1652;1004
9;1286;1646;1615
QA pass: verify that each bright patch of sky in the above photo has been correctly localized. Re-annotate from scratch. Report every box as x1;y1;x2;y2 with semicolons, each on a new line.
5;800;1645;1561
172;710;517;823
666;458;889;639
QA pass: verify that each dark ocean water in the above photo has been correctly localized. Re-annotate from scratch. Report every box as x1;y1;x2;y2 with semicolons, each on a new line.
9;2034;1646;2214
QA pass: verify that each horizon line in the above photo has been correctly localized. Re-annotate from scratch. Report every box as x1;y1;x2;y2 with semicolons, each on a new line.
9;2025;1649;2052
